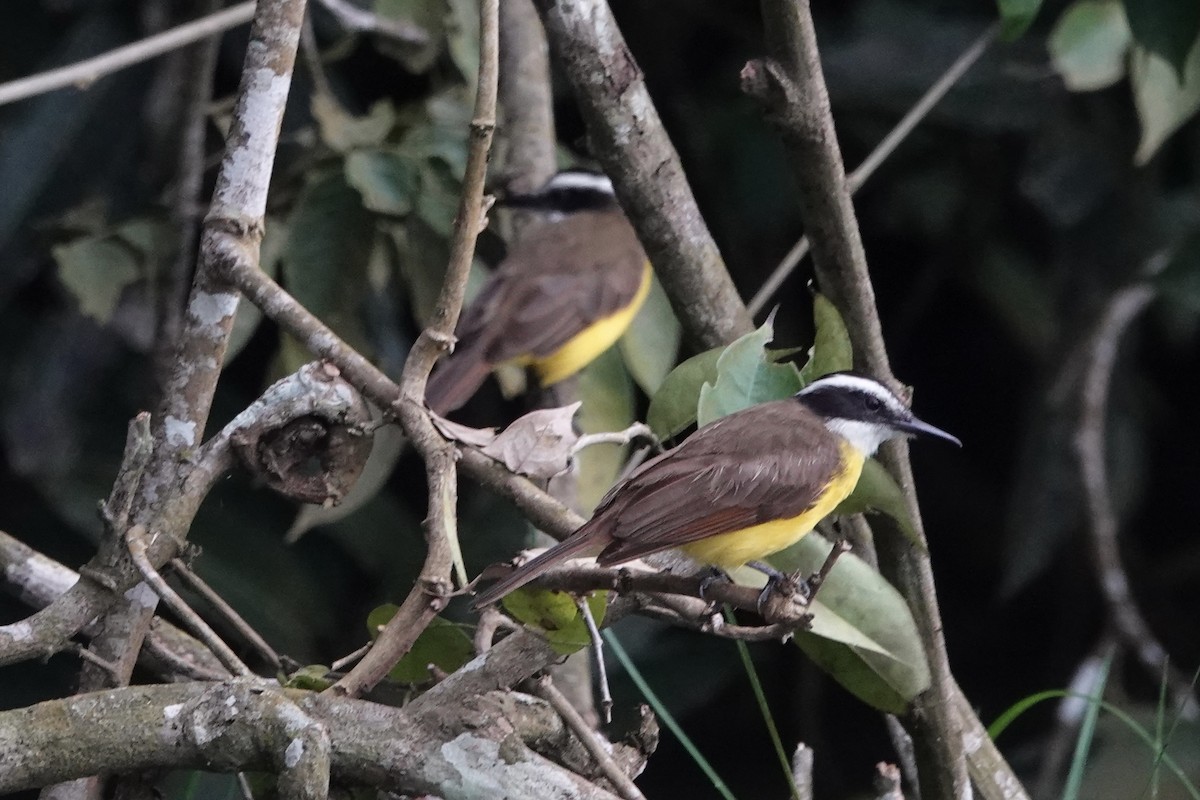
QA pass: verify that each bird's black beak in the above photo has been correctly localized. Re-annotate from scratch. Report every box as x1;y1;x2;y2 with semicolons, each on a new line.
897;416;962;447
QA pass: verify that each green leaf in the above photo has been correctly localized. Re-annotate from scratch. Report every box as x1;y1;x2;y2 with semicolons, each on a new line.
833;458;924;549
365;610;475;683
1132;40;1200;164
768;533;932;713
1124;0;1200;77
797;292;853;385
415;161;461;237
375;0;447;73
502;588;608;655
445;0;480;84
577;348;637;512
312;95;397;154
619;273;681;396
282;171;376;354
1050;0;1133;91
284;664;334;690
997;0;1046;39
646;347;723;441
344;149;418;216
697;316;802;427
52;237;141;323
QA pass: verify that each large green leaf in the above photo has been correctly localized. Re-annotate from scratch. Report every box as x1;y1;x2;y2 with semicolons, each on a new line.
797;292;853;385
833;458;923;549
577;348;637;512
696;316;802;427
768;533;932;713
366;609;474;684
619;272;682;396
1124;0;1200;77
502;588;608;655
311;95;397;154
646;346;723;441
1050;0;1133;91
1131;40;1200;164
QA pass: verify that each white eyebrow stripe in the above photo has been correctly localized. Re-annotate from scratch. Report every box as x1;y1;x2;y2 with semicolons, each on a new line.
544;172;615;195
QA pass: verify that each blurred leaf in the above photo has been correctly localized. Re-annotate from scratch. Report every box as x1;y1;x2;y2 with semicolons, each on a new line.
415;161;461;237
282;171;376;354
619;273;682;396
52;237;140;323
112;217;171;259
577;348;637;512
697;316;802;427
366;611;474;683
430;413;497;447
646;347;722;441
1050;0;1133;90
480;403;582;480
445;0;479;83
284;664;334;690
797;293;853;385
375;0;446;73
833;458;923;549
1132;41;1200;165
769;533;932;713
344;149;417;216
312;95;397;154
1124;0;1200;77
997;0;1045;39
398;95;471;177
503;588;608;655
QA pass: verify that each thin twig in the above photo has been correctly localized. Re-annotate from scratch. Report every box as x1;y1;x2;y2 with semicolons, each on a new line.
0;2;255;107
792;744;814;800
474;606;520;654
1072;264;1194;703
126;526;252;677
330;643;372;673
332;0;500;698
530;675;647;800
575;596;612;723
170;559;281;670
236;773;255;800
572;423;658;456
312;0;429;44
747;25;997;317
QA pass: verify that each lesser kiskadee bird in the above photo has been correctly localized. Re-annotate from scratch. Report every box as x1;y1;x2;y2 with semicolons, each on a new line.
425;169;652;414
471;372;960;608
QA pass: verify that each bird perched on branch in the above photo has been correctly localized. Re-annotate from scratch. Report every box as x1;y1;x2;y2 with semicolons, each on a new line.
425;169;652;414
471;372;960;608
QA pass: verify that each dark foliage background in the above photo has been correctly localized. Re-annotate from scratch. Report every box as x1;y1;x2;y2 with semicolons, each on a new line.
2;0;1199;797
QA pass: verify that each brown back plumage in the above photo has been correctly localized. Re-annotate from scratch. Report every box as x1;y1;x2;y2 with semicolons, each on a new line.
470;398;842;607
425;211;646;414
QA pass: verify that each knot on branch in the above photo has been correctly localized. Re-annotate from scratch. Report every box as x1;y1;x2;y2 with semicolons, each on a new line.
739;58;800;119
229;362;374;505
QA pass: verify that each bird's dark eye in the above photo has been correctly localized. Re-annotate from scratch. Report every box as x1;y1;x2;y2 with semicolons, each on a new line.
864;396;884;412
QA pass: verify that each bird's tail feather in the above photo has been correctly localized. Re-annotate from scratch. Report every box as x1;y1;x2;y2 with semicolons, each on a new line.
471;532;603;609
426;350;493;415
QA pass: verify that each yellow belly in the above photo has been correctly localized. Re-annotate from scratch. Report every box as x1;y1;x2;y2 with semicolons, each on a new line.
526;261;653;386
679;443;865;570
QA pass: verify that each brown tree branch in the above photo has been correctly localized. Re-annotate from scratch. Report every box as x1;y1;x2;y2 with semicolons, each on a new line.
532;0;753;349
0;682;624;800
741;2;1002;798
332;0;500;699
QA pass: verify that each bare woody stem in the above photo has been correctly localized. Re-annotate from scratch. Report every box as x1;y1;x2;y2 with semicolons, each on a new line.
331;0;501;699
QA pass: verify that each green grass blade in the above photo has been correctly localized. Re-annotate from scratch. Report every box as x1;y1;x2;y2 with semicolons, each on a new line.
1061;653;1110;800
726;608;801;800
604;630;739;800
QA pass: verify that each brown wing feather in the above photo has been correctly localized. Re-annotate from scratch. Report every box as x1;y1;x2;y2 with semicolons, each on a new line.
588;400;844;566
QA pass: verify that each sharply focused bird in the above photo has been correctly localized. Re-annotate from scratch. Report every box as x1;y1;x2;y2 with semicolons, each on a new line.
425;169;651;414
471;372;960;608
